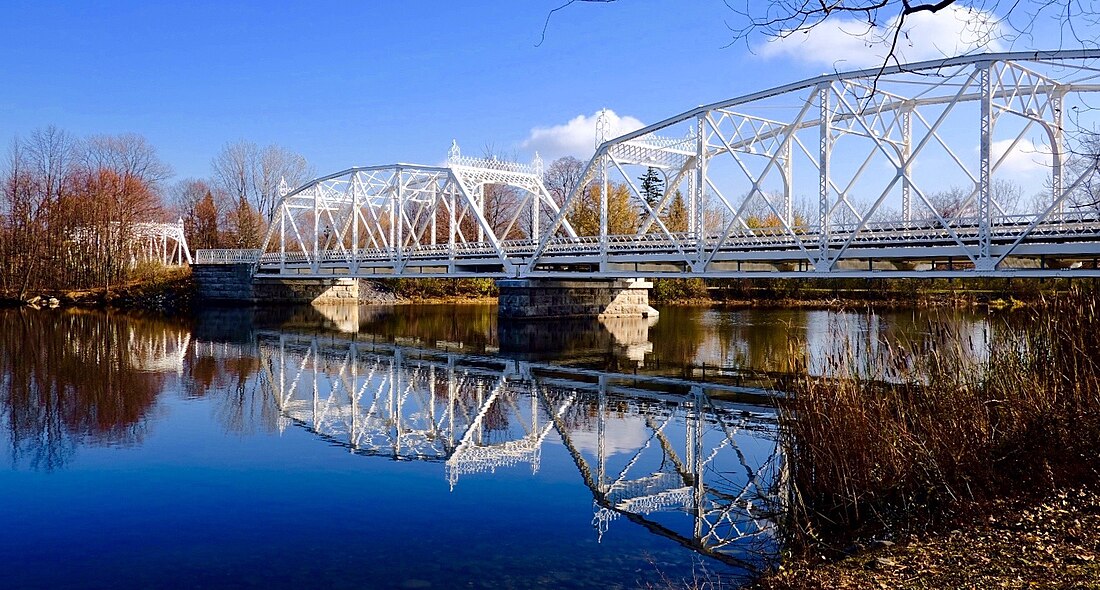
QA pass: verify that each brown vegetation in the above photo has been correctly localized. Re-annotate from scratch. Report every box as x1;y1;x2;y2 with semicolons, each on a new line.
0;127;171;298
390;277;497;301
770;290;1100;558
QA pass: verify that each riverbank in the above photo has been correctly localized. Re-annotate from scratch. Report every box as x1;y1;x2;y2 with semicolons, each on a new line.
650;277;1090;308
0;266;196;314
0;272;496;312
5;272;1092;313
753;487;1100;589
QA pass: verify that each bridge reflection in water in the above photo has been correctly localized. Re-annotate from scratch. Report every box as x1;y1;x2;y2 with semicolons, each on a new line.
194;330;783;567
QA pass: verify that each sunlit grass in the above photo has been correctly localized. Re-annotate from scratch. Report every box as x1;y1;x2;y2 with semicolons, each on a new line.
775;290;1100;553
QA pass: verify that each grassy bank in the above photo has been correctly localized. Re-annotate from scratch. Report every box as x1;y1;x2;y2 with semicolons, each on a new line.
650;277;1094;308
747;290;1100;587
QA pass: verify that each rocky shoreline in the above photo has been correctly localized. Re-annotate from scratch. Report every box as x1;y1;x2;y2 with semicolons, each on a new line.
752;487;1100;589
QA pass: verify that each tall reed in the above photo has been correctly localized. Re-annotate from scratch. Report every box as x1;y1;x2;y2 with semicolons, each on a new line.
775;291;1100;552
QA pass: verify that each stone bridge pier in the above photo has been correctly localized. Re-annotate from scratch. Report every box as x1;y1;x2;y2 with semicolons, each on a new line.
496;278;658;320
192;264;359;304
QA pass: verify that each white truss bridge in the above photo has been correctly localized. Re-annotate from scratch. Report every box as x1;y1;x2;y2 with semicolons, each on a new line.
73;220;192;266
203;50;1100;280
193;332;780;567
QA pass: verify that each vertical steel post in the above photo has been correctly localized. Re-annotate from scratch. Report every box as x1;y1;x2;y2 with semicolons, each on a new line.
396;172;405;262
477;185;485;244
818;85;832;268
431;184;437;246
389;175;397;256
313;186;320;273
448;183;457;273
978;62;994;268
532;152;543;244
901;107;913;222
695;114;707;258
600;152;609;266
1051;88;1065;216
532;188;540;243
783;137;793;227
352;173;360;274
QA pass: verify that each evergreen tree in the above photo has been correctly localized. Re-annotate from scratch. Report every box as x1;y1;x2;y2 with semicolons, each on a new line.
231;195;263;247
638;167;664;206
194;190;221;249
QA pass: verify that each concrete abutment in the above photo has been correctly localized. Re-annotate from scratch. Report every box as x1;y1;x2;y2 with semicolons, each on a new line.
192;264;359;304
496;278;658;320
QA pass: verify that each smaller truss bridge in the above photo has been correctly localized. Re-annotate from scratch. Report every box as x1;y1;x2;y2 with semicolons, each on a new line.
246;50;1100;280
73;219;192;267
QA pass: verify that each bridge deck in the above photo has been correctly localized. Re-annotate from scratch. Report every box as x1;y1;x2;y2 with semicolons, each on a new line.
239;214;1100;279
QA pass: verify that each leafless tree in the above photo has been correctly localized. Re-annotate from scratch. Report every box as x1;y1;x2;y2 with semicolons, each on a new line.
1063;129;1100;211
0;127;181;296
478;146;526;240
927;185;972;218
211;140;258;210
1;127;80;297
211;140;311;222
543;156;586;205
257;145;311;219
84;133;173;188
546;1;1098;72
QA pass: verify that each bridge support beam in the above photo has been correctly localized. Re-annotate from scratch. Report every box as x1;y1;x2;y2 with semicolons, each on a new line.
496;278;658;320
193;264;359;304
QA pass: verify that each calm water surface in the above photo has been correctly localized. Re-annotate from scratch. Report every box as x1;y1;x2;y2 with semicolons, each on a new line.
0;303;993;589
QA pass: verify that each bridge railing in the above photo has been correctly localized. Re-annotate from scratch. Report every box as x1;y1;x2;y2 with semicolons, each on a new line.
194;249;262;264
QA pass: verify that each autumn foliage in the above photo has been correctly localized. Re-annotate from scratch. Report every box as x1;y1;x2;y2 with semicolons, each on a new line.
0;128;169;298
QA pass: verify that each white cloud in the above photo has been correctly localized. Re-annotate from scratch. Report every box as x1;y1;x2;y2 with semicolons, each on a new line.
521;109;645;161
758;5;1004;69
992;138;1049;179
567;414;652;456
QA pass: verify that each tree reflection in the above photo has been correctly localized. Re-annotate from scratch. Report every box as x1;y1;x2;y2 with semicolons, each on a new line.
0;309;188;470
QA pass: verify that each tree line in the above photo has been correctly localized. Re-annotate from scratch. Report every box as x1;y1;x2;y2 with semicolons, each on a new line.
0;126;310;298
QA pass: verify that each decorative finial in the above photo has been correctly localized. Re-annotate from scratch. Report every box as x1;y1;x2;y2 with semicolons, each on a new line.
533;151;544;176
448;139;461;163
595;108;611;149
278;177;290;197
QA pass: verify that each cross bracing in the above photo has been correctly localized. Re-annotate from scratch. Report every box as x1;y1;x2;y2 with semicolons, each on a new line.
248;50;1100;279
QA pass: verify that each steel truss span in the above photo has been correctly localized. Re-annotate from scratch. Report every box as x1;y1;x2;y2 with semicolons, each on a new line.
75;220;192;267
255;50;1100;279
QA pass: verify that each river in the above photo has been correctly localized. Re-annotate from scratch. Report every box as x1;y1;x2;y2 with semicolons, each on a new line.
0;303;993;589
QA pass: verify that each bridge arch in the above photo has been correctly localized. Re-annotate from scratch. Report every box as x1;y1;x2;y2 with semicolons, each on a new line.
258;146;576;277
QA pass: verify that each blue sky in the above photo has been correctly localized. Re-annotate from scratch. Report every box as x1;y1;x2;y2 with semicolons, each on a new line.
0;1;1082;185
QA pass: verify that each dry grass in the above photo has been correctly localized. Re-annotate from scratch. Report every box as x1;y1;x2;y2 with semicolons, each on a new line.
774;290;1100;554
